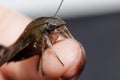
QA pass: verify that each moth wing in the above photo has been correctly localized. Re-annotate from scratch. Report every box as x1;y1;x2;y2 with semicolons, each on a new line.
0;35;34;66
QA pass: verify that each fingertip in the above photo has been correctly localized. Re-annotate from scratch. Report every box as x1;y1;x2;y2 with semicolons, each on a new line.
61;41;86;79
41;39;86;79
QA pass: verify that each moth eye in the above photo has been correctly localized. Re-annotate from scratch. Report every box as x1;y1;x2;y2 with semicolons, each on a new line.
46;23;56;31
49;25;56;30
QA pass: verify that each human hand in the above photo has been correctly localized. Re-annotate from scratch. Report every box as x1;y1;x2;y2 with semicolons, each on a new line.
0;7;85;80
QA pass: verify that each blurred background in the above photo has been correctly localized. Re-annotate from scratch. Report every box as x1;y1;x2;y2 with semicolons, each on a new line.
1;0;120;80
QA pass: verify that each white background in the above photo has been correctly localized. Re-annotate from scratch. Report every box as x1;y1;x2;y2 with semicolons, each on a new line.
0;0;120;18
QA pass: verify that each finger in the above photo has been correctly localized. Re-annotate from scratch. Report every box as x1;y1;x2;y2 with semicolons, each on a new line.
41;39;85;80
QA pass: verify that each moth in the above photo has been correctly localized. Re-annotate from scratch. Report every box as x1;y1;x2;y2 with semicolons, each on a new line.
0;1;85;76
0;0;74;68
0;16;73;68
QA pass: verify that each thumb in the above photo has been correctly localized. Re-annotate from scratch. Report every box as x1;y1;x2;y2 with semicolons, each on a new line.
40;39;86;80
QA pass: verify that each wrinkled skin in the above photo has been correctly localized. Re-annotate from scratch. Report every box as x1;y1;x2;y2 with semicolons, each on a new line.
1;7;85;80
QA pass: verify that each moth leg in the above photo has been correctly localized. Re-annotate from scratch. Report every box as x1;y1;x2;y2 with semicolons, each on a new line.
39;49;45;75
44;35;64;66
39;56;45;76
37;54;44;75
63;26;74;39
37;40;46;75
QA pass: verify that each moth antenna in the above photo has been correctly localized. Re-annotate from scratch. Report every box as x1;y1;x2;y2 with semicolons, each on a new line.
54;0;64;17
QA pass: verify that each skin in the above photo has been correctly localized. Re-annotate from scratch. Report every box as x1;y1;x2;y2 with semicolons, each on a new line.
0;7;85;80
